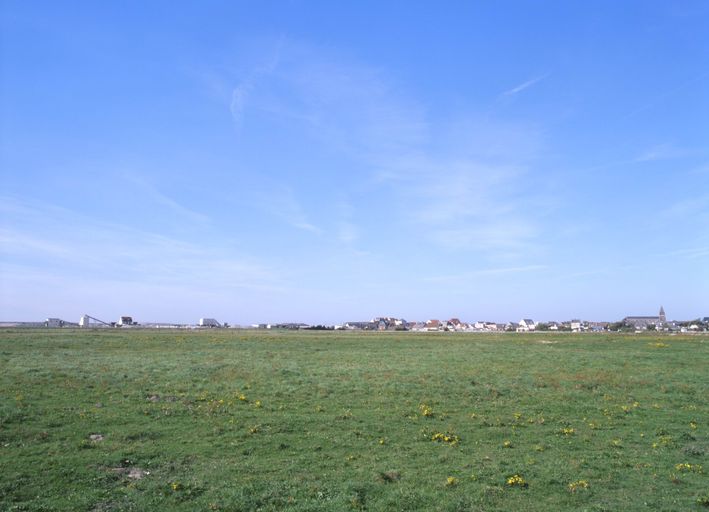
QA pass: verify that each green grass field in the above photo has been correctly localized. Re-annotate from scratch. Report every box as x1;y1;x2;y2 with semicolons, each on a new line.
1;329;708;511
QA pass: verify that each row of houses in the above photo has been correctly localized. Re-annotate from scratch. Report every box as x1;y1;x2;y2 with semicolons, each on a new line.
341;318;599;332
339;308;708;332
342;317;520;332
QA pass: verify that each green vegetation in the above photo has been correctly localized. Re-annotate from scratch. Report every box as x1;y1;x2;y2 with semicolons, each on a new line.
1;329;708;511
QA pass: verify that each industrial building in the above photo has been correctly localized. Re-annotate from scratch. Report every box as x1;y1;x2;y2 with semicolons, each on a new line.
199;318;221;328
118;316;134;326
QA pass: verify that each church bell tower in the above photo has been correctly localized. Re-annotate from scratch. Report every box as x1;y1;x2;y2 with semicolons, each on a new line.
659;306;666;323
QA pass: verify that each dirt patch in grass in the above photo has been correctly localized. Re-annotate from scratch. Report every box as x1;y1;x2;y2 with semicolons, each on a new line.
109;467;149;480
91;502;118;512
147;394;178;403
103;459;150;480
378;470;401;483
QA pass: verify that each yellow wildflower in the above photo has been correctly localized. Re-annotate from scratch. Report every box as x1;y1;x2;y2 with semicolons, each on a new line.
431;431;459;445
506;474;528;488
419;403;434;417
675;463;702;473
568;480;589;492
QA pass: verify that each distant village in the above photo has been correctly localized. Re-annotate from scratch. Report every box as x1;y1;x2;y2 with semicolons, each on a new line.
3;306;708;333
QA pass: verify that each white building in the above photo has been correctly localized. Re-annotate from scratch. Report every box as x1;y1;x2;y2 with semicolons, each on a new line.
118;316;134;326
517;319;536;332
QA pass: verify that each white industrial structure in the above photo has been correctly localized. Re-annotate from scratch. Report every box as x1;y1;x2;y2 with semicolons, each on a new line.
118;316;134;326
79;315;111;328
199;318;221;328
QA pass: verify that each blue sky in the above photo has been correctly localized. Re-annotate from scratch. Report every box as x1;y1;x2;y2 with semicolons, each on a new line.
1;1;708;324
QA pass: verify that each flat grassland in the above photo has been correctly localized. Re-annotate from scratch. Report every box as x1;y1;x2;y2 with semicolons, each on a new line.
1;329;708;511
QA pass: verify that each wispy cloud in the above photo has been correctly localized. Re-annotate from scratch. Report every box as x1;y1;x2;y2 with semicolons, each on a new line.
424;264;548;283
551;269;610;280
667;247;709;259
0;197;281;291
229;37;284;126
214;40;550;260
660;194;709;220
501;74;549;97
272;53;548;256
249;182;322;234
230;84;250;123
123;174;210;224
634;143;691;162
230;41;427;165
333;200;359;244
0;228;72;258
620;71;709;121
374;122;547;256
337;222;358;244
690;162;709;175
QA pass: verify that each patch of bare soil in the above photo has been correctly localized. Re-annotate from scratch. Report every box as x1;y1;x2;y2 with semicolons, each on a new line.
147;394;178;402
109;467;149;479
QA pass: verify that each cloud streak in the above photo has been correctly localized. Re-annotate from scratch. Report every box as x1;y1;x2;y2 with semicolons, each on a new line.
667;247;709;259
424;264;549;283
634;143;694;162
229;37;284;125
248;182;322;234
502;74;549;97
620;71;709;121
122;174;210;224
0;197;281;292
225;41;549;258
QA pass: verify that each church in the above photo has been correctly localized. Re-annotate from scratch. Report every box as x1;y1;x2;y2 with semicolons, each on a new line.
623;306;666;329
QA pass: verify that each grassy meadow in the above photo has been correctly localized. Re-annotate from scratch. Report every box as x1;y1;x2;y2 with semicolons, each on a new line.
1;329;708;511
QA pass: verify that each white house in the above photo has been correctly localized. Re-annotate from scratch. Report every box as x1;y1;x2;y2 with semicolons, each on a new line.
517;319;536;332
425;319;442;331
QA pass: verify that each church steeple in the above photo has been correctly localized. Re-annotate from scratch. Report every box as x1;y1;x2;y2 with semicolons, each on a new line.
659;306;666;323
